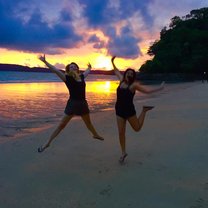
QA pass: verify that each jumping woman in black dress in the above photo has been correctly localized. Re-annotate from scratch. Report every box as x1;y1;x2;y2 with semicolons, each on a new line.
111;56;164;163
38;54;103;153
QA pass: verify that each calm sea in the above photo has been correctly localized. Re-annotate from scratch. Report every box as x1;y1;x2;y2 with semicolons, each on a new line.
0;71;156;141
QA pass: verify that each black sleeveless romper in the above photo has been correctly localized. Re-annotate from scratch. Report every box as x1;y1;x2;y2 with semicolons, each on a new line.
64;74;89;115
115;83;136;119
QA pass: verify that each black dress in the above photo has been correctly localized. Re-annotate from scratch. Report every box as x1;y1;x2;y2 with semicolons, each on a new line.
64;74;89;116
115;83;136;119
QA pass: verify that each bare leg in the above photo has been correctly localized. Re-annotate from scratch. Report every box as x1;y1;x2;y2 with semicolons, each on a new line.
81;114;104;140
38;114;73;152
116;116;128;163
128;106;154;132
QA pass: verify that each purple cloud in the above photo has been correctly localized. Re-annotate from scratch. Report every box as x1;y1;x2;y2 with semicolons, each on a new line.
88;35;105;49
106;26;142;58
0;0;82;53
0;0;207;59
77;0;152;58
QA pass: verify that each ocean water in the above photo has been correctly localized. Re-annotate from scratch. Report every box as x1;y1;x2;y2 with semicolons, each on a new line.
0;71;158;141
0;71;60;83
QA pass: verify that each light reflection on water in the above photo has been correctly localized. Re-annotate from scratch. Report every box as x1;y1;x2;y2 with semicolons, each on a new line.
0;78;157;140
0;81;119;139
0;81;118;120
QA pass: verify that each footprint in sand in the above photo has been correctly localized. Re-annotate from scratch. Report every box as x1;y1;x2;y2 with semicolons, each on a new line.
137;161;143;166
99;185;112;197
190;197;208;208
98;167;109;174
203;182;208;190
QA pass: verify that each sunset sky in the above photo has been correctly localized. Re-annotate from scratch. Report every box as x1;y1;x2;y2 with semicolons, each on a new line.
0;0;207;71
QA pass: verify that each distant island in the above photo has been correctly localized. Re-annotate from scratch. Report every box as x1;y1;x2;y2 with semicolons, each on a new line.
0;63;204;82
0;63;115;75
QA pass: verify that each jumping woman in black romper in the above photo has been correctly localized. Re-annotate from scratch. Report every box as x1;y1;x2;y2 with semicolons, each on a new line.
38;54;103;153
111;56;164;163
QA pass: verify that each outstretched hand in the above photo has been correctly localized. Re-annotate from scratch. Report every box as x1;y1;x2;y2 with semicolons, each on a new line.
87;63;92;69
38;54;46;62
111;56;116;62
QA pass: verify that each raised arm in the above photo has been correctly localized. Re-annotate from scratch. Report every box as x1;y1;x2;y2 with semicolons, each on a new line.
83;63;92;78
38;54;66;82
133;81;165;94
111;56;123;81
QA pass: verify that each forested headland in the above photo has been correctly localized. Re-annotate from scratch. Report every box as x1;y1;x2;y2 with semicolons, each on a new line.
139;7;208;80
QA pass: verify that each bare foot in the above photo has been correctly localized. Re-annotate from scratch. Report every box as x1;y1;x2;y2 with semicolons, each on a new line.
143;106;154;112
119;153;128;164
93;135;104;141
38;144;49;153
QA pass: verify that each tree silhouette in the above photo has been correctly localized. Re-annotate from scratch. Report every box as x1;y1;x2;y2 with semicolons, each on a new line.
140;7;208;74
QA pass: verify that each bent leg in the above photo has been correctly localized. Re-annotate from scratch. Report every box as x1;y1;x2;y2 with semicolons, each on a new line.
81;114;104;140
38;114;73;152
128;106;154;132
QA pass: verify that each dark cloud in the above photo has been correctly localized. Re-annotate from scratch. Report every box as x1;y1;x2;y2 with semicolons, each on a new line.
0;0;206;59
88;34;100;43
79;0;153;27
78;0;152;58
0;0;151;58
106;26;142;59
79;0;112;27
60;8;73;22
0;1;82;53
119;0;154;24
88;35;105;49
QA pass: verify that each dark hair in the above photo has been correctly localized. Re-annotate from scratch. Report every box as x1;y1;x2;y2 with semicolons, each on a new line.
123;68;136;85
65;62;79;73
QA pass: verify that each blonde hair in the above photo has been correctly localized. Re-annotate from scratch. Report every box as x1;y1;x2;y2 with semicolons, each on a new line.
65;62;79;73
65;62;80;80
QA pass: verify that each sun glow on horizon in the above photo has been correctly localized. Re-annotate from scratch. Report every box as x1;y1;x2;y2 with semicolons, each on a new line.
0;44;151;71
93;55;112;71
87;80;118;93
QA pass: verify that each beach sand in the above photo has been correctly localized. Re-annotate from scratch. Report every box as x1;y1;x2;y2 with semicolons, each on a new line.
0;81;208;208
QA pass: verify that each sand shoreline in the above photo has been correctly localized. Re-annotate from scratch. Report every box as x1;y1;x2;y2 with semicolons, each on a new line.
0;81;208;208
